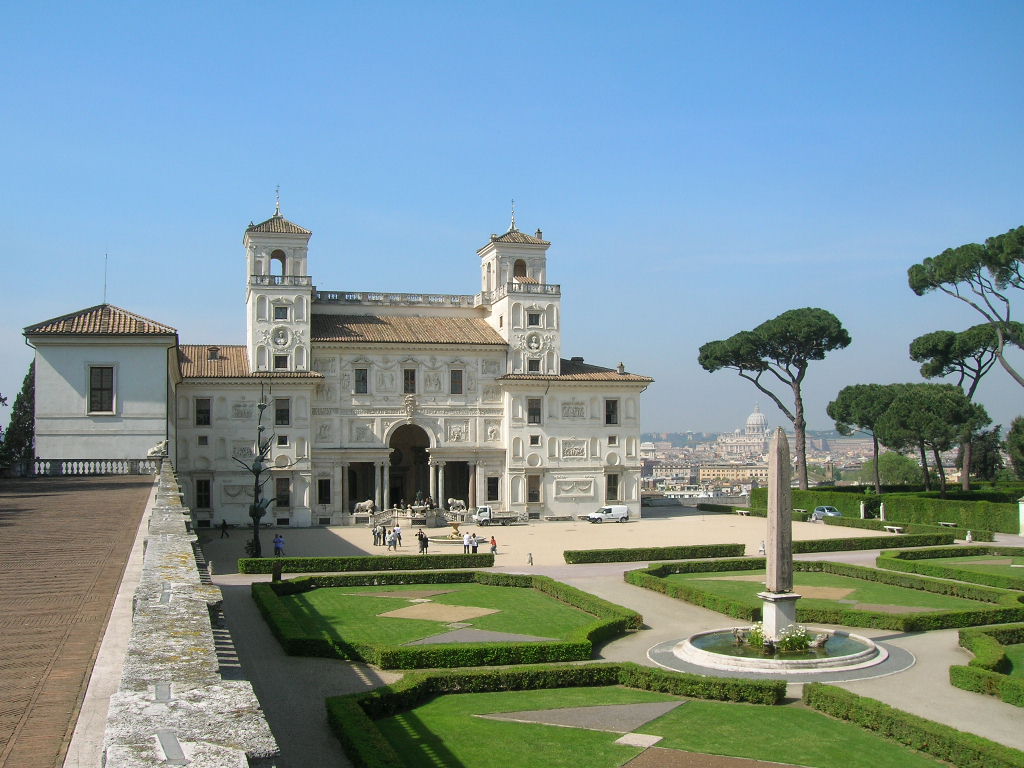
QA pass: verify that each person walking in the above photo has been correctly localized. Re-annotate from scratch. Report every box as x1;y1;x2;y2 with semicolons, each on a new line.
220;519;229;538
489;535;497;555
417;529;429;554
393;523;403;547
273;533;285;557
386;529;396;551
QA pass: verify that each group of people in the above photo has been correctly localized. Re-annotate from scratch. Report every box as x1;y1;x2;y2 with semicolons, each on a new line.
372;523;404;550
462;531;497;555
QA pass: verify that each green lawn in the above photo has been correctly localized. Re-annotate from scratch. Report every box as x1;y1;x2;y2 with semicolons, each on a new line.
278;583;596;646
666;569;990;612
376;686;947;768
918;554;1024;579
1006;643;1024;678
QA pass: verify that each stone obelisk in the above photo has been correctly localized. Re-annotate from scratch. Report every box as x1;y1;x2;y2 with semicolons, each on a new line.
757;427;801;642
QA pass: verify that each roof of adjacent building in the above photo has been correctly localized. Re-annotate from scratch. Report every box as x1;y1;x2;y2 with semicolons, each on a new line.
24;304;177;336
499;358;654;383
246;211;312;235
311;314;507;345
178;345;323;379
487;226;550;246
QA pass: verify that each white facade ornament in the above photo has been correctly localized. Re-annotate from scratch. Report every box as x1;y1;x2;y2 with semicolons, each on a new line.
562;399;586;419
404;394;417;422
447;421;468;442
561;440;587;458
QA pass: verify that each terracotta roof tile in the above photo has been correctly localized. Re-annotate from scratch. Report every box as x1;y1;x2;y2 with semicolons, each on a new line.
246;213;311;235
311;314;507;345
489;228;549;246
178;345;323;379
25;304;177;336
499;358;653;383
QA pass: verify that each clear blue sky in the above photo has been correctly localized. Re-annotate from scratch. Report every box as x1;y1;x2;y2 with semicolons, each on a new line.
3;1;1022;435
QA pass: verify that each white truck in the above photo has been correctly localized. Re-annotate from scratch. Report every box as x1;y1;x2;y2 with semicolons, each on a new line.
578;504;630;523
470;506;522;526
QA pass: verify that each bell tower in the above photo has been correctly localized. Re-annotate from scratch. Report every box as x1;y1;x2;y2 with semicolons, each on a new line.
478;212;561;375
243;203;313;372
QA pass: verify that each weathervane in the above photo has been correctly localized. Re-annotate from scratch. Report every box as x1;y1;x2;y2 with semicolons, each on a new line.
510;198;517;231
275;185;281;216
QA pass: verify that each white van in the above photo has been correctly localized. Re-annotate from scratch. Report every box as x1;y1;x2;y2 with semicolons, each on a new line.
580;505;630;523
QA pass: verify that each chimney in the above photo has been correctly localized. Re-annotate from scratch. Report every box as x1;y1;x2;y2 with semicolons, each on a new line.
535;228;543;239
571;356;584;362
617;362;626;375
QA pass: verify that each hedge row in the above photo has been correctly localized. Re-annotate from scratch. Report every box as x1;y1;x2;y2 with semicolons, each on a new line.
238;551;493;573
749;488;1019;533
804;683;1024;768
254;570;642;669
792;532;955;553
823;516;994;541
626;558;1024;631
949;623;1024;708
327;662;787;768
877;546;1024;591
695;503;738;513
563;543;745;564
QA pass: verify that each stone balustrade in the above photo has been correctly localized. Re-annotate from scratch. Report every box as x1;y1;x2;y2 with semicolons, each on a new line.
102;460;279;767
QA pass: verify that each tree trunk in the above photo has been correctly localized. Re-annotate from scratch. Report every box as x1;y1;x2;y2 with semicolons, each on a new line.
792;382;808;490
918;441;931;490
961;439;973;492
872;435;881;495
932;445;947;497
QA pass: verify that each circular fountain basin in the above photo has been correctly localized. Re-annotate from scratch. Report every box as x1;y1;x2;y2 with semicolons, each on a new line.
674;629;887;673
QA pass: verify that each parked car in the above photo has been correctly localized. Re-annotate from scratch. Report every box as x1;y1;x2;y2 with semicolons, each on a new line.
811;505;842;521
578;505;630;523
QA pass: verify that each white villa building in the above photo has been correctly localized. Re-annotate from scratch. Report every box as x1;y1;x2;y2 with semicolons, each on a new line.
25;207;653;527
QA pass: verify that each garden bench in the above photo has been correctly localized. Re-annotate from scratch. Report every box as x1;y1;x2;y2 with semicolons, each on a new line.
736;509;751;516
937;521;957;528
883;525;905;534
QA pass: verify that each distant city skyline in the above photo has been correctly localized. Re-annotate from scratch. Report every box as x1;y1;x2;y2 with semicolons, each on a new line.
3;2;1022;437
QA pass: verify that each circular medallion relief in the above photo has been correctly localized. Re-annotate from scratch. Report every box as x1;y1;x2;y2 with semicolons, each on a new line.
272;327;290;347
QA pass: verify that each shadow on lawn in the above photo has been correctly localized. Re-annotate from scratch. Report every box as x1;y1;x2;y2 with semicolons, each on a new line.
385;709;467;768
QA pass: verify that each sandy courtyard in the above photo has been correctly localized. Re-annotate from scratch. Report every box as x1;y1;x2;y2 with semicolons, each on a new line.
199;510;898;573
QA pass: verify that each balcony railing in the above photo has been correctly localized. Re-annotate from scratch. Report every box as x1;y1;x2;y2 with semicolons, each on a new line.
479;282;561;304
250;275;312;287
313;290;476;307
31;459;161;476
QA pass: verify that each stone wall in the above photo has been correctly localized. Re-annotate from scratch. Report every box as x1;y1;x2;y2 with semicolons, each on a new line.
103;460;279;767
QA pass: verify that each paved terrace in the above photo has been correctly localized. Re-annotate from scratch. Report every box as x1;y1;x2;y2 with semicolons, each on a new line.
0;476;151;768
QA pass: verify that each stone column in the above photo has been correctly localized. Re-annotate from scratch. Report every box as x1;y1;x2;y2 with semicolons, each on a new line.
879;502;887;522
339;463;349;521
383;458;391;511
758;427;800;642
468;461;477;510
429;460;438;503
859;500;866;519
1019;496;1024;537
374;462;383;510
438;462;446;511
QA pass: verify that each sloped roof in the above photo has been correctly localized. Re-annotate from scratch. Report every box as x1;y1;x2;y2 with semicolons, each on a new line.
311;314;507;345
178;345;323;379
246;212;311;235
499;358;654;383
25;304;177;336
489;227;549;246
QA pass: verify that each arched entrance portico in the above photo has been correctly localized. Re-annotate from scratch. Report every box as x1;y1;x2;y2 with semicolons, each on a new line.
388;424;431;505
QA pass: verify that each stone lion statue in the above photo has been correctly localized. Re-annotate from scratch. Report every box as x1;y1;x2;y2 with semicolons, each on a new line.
353;500;375;514
447;498;467;511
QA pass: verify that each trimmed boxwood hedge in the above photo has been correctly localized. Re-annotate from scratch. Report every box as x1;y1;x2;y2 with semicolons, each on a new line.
326;662;787;768
253;570;642;669
563;542;745;564
823;516;994;541
238;551;493;574
804;683;1024;768
625;557;1024;631
792;532;954;553
950;623;1024;707
877;546;1024;590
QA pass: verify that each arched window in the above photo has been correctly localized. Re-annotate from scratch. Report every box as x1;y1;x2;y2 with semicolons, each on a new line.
513;259;527;279
270;249;286;276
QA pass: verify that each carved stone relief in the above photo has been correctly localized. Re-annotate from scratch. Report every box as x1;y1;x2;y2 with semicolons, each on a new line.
561;399;586;419
561;440;587;459
312;356;338;376
232;400;256;420
446;421;469;442
483;386;501;402
554;479;595;498
232;442;255;460
485;420;500;441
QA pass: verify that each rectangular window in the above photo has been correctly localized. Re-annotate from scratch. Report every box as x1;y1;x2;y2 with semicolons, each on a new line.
605;399;619;426
273;355;289;370
527;397;542;425
275;477;291;508
486;476;500;502
607;435;619;446
197;435;208;446
275;398;290;426
195;479;211;509
276;434;288;447
273;305;289;320
527;358;541;373
317;478;332;505
195;397;212;426
354;368;368;394
527;311;541;327
606;474;620;502
527;475;541;503
403;368;416;394
450;369;463;394
89;366;114;412
529;434;541;447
